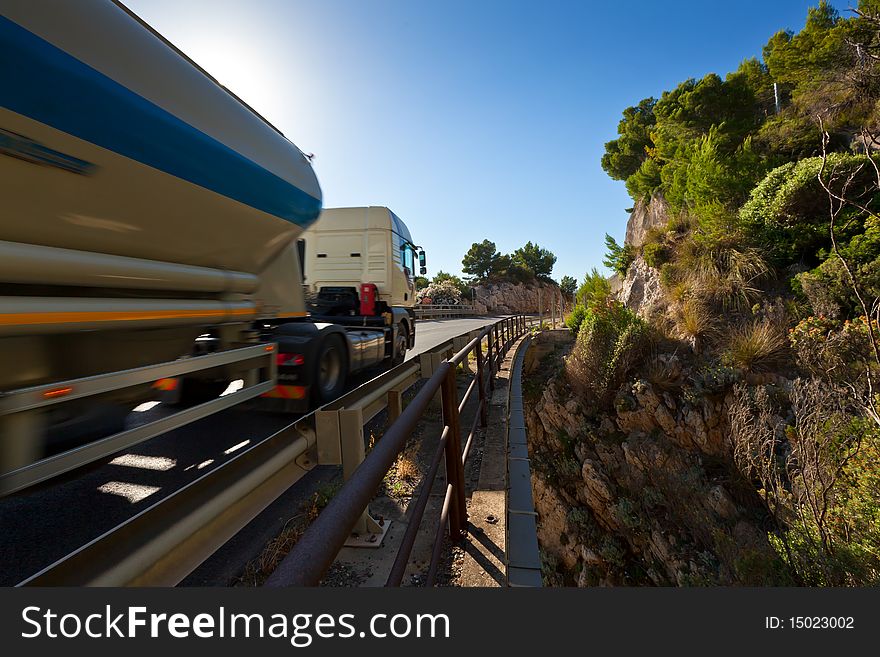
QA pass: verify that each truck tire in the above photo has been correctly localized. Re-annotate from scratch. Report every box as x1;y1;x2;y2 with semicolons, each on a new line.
314;334;347;404
391;322;408;366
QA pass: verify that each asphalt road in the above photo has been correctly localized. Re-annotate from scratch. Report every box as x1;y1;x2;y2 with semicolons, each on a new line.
0;315;508;586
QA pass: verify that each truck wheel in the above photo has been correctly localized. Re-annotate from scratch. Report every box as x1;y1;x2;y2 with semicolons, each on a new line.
391;322;408;366
314;334;347;404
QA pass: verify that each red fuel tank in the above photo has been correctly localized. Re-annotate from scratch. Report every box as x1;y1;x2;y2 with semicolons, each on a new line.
360;283;378;316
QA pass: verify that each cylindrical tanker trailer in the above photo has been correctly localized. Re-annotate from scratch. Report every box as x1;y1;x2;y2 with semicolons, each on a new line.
0;0;418;494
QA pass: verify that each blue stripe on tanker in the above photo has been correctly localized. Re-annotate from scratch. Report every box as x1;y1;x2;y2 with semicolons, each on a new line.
0;15;321;227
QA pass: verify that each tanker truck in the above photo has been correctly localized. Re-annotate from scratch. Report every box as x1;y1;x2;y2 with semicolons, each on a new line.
0;0;420;493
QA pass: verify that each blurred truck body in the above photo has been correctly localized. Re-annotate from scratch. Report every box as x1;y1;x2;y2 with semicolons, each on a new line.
0;0;424;492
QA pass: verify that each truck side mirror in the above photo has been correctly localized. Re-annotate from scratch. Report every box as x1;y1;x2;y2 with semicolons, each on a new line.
418;250;426;267
419;266;427;275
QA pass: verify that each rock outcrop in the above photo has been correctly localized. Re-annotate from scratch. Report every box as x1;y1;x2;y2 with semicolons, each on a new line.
614;194;669;320
473;280;563;315
524;332;777;587
617;256;664;320
624;193;669;248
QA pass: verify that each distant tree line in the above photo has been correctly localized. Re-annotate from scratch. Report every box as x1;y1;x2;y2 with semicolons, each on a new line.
414;239;563;300
461;239;557;284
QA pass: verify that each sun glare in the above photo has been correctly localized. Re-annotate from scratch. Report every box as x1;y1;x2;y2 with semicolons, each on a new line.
184;38;284;126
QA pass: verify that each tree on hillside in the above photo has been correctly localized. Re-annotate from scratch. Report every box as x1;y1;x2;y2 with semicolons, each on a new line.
462;239;501;281
414;275;429;290
603;234;635;276
601;98;657;182
513;241;556;279
560;275;577;300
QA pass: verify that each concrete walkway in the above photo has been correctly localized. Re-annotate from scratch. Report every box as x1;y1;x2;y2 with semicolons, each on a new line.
456;334;528;587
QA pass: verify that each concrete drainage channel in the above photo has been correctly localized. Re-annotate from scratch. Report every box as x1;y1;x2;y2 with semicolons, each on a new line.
505;335;542;587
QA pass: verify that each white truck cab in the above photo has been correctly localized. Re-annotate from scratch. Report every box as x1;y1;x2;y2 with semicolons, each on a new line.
301;206;426;309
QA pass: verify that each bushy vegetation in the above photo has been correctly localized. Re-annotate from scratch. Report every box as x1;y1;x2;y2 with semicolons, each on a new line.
566;302;651;408
579;1;880;586
576;268;611;310
730;381;880;585
740;155;880;267
721;321;789;372
416;278;466;305
565;304;587;335
565;268;613;335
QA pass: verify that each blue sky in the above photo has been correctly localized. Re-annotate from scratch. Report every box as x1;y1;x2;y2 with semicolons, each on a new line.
125;0;852;283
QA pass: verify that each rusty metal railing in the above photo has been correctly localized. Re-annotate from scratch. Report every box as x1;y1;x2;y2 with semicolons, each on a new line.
264;314;528;587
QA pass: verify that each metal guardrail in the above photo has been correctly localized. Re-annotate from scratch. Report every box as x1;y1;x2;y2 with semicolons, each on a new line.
17;315;528;586
414;304;476;319
264;314;529;587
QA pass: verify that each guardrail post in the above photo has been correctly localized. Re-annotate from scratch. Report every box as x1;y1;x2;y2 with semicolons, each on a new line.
441;366;467;538
475;339;488;427
316;410;342;465
339;408;388;543
387;388;403;426
486;332;495;392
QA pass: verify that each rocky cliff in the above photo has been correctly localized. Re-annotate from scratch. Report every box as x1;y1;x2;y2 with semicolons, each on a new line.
616;194;668;320
473;280;563;315
616;256;665;321
524;333;778;586
624;193;669;248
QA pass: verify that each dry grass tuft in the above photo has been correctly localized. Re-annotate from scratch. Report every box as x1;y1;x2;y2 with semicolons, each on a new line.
237;482;340;587
673;240;772;311
674;299;716;345
722;321;789;372
394;449;420;482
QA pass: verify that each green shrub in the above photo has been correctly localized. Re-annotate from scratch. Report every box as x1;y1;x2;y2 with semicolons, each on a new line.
566;302;651;407
565;304;588;335
642;241;670;269
790;315;879;386
575;268;611;310
684;364;741;404
730;379;880;586
794;220;880;319
740;155;880;266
